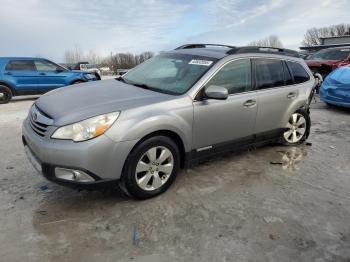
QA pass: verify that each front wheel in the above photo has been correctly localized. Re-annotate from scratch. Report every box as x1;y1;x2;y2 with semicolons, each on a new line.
120;136;180;199
281;109;310;145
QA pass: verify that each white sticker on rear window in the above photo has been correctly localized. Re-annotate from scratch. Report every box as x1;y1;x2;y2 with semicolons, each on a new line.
189;60;213;66
340;49;350;52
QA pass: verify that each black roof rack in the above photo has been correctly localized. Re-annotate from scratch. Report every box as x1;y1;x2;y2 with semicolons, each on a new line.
227;46;300;57
175;44;300;58
175;44;236;50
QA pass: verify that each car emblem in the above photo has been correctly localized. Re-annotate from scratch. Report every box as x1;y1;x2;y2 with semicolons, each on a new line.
32;111;37;121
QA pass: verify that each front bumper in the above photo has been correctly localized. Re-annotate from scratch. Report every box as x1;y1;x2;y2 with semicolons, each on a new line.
22;117;139;189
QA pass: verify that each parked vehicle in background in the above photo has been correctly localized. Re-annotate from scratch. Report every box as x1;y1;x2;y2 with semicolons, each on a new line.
0;57;97;104
116;69;129;76
320;66;350;108
22;44;315;199
71;62;101;80
305;47;350;78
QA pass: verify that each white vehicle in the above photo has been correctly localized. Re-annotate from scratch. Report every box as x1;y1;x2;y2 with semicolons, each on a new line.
73;62;101;80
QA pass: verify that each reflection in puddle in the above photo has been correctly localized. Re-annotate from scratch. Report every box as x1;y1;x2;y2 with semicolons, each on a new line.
276;147;307;171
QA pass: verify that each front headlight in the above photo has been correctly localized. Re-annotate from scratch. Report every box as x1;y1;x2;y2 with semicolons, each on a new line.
51;112;120;142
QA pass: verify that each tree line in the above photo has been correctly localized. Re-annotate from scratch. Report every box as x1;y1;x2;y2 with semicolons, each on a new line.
63;47;154;73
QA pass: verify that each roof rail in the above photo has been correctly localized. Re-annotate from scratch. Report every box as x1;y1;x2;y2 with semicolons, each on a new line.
175;44;236;50
227;46;300;57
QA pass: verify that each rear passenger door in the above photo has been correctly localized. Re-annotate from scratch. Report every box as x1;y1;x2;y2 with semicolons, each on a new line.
3;60;39;93
253;58;301;137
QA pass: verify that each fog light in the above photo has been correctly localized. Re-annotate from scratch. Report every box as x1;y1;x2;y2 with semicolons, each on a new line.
55;168;95;182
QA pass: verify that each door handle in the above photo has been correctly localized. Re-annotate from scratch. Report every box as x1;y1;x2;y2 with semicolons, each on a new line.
4;72;12;75
287;92;297;99
243;99;256;107
39;73;46;76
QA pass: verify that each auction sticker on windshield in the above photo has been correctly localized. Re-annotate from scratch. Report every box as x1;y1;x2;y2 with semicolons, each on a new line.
189;60;213;66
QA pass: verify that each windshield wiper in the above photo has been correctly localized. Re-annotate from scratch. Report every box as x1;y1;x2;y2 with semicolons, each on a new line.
116;77;128;83
132;83;152;90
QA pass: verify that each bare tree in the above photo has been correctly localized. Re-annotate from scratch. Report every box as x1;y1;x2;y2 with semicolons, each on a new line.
63;46;84;64
248;35;283;48
109;52;154;72
302;24;350;47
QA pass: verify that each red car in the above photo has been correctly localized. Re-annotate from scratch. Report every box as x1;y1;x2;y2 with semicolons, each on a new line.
305;46;350;78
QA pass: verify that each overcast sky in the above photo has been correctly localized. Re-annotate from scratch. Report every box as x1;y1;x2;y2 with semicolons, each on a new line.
0;0;349;62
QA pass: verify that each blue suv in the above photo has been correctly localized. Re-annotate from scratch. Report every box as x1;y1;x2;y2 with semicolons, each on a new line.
0;57;97;104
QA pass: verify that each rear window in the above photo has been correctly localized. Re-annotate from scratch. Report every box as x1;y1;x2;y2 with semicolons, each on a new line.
287;61;310;84
5;60;35;71
255;59;285;89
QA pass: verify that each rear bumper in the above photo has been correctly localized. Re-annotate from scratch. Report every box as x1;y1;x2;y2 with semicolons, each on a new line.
22;117;139;189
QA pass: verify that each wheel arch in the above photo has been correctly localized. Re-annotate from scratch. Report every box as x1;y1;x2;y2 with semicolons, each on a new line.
0;81;15;95
69;79;86;85
127;129;187;168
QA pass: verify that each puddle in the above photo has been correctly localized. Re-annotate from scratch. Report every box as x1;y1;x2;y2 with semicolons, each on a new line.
274;147;308;171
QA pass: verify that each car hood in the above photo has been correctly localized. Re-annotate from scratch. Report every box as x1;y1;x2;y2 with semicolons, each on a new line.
35;79;175;126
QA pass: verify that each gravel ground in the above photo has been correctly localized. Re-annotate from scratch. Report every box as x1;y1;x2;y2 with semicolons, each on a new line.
0;94;349;262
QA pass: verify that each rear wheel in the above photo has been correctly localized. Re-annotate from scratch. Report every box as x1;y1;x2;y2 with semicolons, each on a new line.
0;85;12;104
282;109;310;145
120;136;180;199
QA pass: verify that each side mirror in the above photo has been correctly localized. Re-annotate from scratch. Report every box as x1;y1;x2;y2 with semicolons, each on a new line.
56;68;64;73
204;85;228;100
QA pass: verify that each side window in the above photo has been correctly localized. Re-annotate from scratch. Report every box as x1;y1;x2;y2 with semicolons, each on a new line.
287;61;310;84
283;61;294;85
34;60;58;71
5;60;35;71
206;59;252;95
255;59;284;89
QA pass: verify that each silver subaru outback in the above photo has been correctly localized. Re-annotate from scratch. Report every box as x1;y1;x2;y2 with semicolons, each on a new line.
23;44;315;199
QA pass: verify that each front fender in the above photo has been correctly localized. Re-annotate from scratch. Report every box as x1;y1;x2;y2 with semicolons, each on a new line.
105;106;193;152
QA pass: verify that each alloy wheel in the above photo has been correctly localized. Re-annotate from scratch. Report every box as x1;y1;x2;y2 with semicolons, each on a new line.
135;146;174;191
283;113;306;143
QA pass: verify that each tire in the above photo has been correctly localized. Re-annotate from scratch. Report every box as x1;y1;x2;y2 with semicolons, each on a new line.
72;80;85;85
281;109;310;145
120;136;180;199
0;85;13;104
95;73;101;80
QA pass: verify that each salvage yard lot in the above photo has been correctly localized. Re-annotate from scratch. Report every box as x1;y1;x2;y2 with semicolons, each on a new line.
0;95;350;262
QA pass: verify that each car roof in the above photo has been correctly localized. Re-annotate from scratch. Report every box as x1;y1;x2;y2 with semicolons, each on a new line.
168;47;231;59
318;46;350;51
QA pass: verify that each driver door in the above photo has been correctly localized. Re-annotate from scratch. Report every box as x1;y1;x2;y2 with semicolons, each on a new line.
192;58;257;154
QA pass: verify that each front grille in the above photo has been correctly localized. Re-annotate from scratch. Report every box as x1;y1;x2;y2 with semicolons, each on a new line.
29;117;49;137
29;105;53;137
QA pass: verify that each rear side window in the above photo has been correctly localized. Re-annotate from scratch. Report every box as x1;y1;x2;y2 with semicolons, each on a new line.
255;59;284;89
283;61;294;85
5;60;35;71
287;61;310;84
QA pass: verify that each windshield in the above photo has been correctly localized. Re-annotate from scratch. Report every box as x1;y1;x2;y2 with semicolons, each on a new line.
307;48;350;61
122;53;218;95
